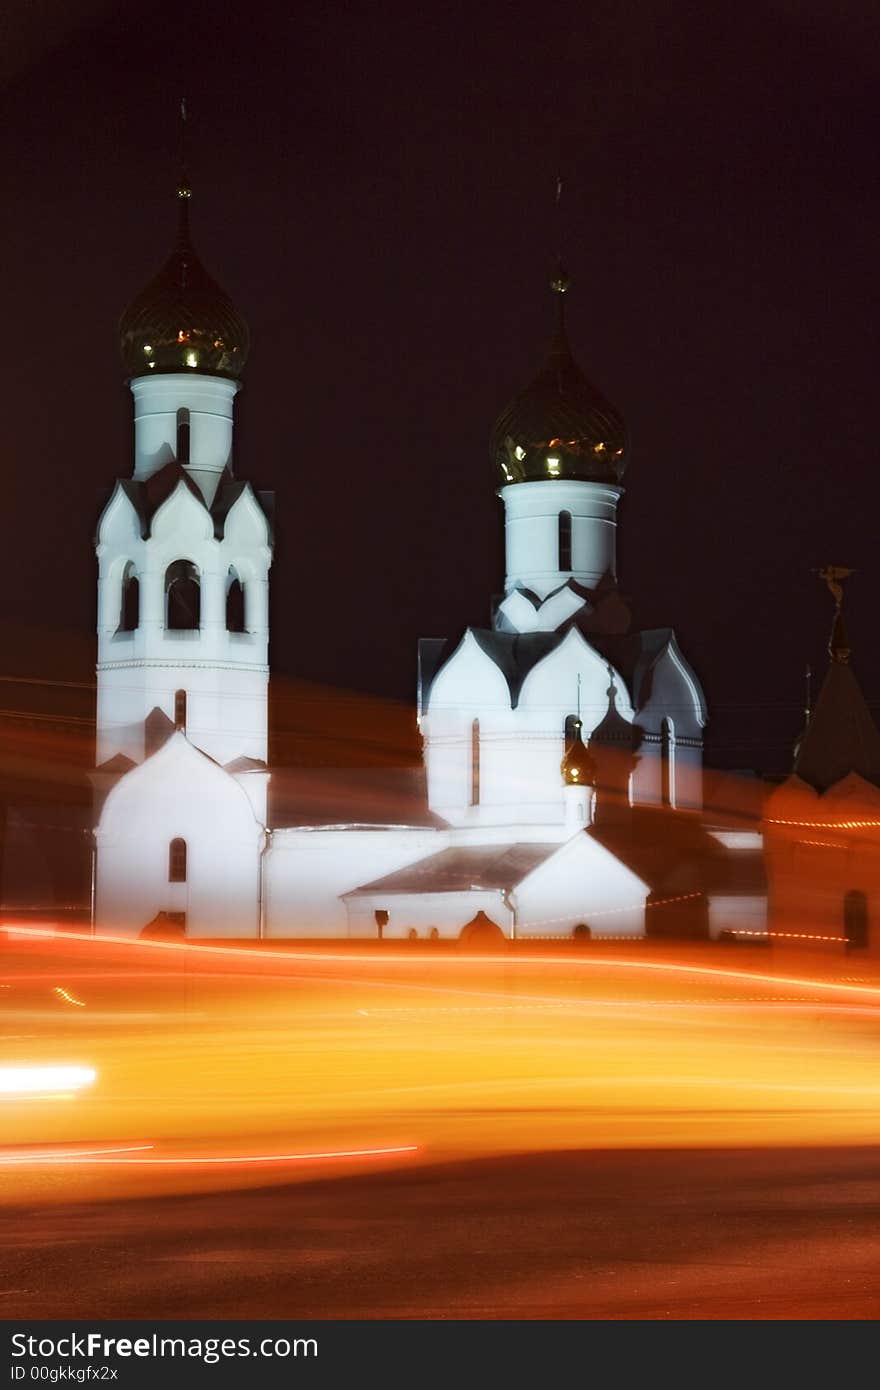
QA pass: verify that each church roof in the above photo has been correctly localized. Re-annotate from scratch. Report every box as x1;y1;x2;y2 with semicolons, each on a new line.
590;806;766;899
491;269;627;487
346;843;557;896
106;465;273;542
119;182;249;381
792;657;880;793
271;766;443;829
419;625;688;715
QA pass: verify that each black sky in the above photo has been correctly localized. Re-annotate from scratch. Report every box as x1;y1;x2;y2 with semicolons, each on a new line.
1;0;879;773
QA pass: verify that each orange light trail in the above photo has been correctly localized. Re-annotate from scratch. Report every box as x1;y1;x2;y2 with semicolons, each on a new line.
6;923;880;999
0;1143;418;1167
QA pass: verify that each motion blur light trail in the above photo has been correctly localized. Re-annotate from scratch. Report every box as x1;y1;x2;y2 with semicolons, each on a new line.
0;1141;417;1166
1;930;879;1205
0;1064;96;1096
6;920;880;998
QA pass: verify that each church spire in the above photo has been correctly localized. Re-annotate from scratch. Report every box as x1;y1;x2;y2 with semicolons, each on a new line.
792;568;880;792
176;97;192;249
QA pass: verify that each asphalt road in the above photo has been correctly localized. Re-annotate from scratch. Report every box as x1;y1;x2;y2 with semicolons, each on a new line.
3;1144;879;1320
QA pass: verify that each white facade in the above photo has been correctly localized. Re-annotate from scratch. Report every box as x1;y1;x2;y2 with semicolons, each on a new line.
90;226;729;943
499;478;622;597
95;733;264;937
95;358;271;778
131;374;239;505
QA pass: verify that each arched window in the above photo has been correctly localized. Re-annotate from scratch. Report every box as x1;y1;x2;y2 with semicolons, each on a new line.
564;713;580;749
558;510;572;571
119;564;139;632
168;838;187;883
174;689;187;730
661;718;674;807
844;890;868;951
226;569;246;632
176;407;190;465
165;560;200;630
470;718;480;807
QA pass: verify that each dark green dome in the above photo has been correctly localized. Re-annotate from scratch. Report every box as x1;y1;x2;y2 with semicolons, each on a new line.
492;271;627;486
119;184;249;381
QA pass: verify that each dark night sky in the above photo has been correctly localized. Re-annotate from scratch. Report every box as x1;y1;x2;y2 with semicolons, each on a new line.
2;0;879;773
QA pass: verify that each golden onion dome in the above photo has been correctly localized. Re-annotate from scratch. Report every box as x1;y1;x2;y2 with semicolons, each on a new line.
561;719;596;787
119;182;249;381
492;268;627;486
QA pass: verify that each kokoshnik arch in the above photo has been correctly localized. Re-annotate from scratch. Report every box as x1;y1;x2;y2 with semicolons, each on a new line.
92;177;765;943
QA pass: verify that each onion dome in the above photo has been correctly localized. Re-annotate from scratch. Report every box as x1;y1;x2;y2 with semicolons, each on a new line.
561;719;596;786
492;266;627;486
119;181;249;380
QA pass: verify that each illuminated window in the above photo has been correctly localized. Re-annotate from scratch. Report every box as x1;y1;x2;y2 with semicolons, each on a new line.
176;407;190;465
559;510;572;570
185;351;198;368
226;569;246;632
165;560;200;630
119;563;139;632
547;456;560;477
514;445;526;462
470;718;480;807
168;838;187;883
174;689;187;730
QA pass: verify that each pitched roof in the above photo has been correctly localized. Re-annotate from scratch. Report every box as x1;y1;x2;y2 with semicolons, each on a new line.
270;766;443;829
420;624;694;716
590;806;765;898
99;468;273;542
346;843;557;896
792;659;880;793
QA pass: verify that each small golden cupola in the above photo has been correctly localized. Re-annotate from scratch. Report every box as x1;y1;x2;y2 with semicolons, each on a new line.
561;718;596;787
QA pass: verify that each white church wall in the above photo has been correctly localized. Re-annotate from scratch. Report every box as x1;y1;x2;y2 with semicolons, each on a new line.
131;374;239;505
708;896;768;940
634;640;706;810
96;479;271;768
94;734;263;938
264;828;444;937
498;479;622;596
516;628;632;728
513;832;648;938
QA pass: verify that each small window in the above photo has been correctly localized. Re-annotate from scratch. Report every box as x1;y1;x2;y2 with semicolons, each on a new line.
558;510;572;571
174;690;187;730
564;713;580;749
176;407;190;465
168;838;187;883
470;718;480;807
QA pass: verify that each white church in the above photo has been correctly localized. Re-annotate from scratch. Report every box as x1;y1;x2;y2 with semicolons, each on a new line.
92;180;765;943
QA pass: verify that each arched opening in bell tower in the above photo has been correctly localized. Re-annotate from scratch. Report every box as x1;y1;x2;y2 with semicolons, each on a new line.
226;567;246;632
165;560;201;630
119;562;139;632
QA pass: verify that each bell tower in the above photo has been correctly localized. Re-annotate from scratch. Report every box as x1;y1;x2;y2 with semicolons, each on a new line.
95;177;272;798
